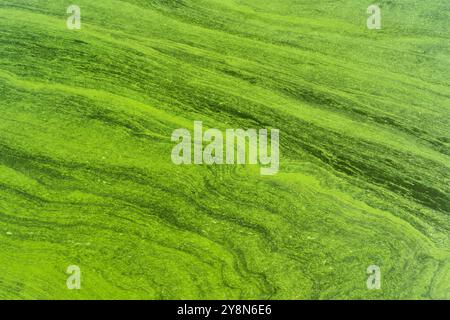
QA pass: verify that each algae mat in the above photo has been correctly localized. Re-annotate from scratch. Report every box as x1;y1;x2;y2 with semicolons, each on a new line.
0;0;449;299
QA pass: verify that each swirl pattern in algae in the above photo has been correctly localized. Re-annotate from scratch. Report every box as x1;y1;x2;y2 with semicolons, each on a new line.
0;0;449;299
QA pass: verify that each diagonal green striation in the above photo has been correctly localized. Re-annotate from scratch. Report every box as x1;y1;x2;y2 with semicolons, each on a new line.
0;0;449;299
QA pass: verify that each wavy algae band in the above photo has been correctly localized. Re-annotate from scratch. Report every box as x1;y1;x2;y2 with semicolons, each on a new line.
0;0;449;300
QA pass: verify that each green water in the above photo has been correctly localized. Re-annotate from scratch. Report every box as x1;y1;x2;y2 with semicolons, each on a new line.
0;0;449;299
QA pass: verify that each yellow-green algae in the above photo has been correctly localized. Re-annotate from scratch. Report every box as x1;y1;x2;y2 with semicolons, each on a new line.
0;0;449;299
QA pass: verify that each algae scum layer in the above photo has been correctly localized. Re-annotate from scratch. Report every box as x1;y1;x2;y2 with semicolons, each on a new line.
0;0;449;299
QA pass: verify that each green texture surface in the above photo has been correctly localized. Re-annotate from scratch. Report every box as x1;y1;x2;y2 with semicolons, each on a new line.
0;0;449;299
